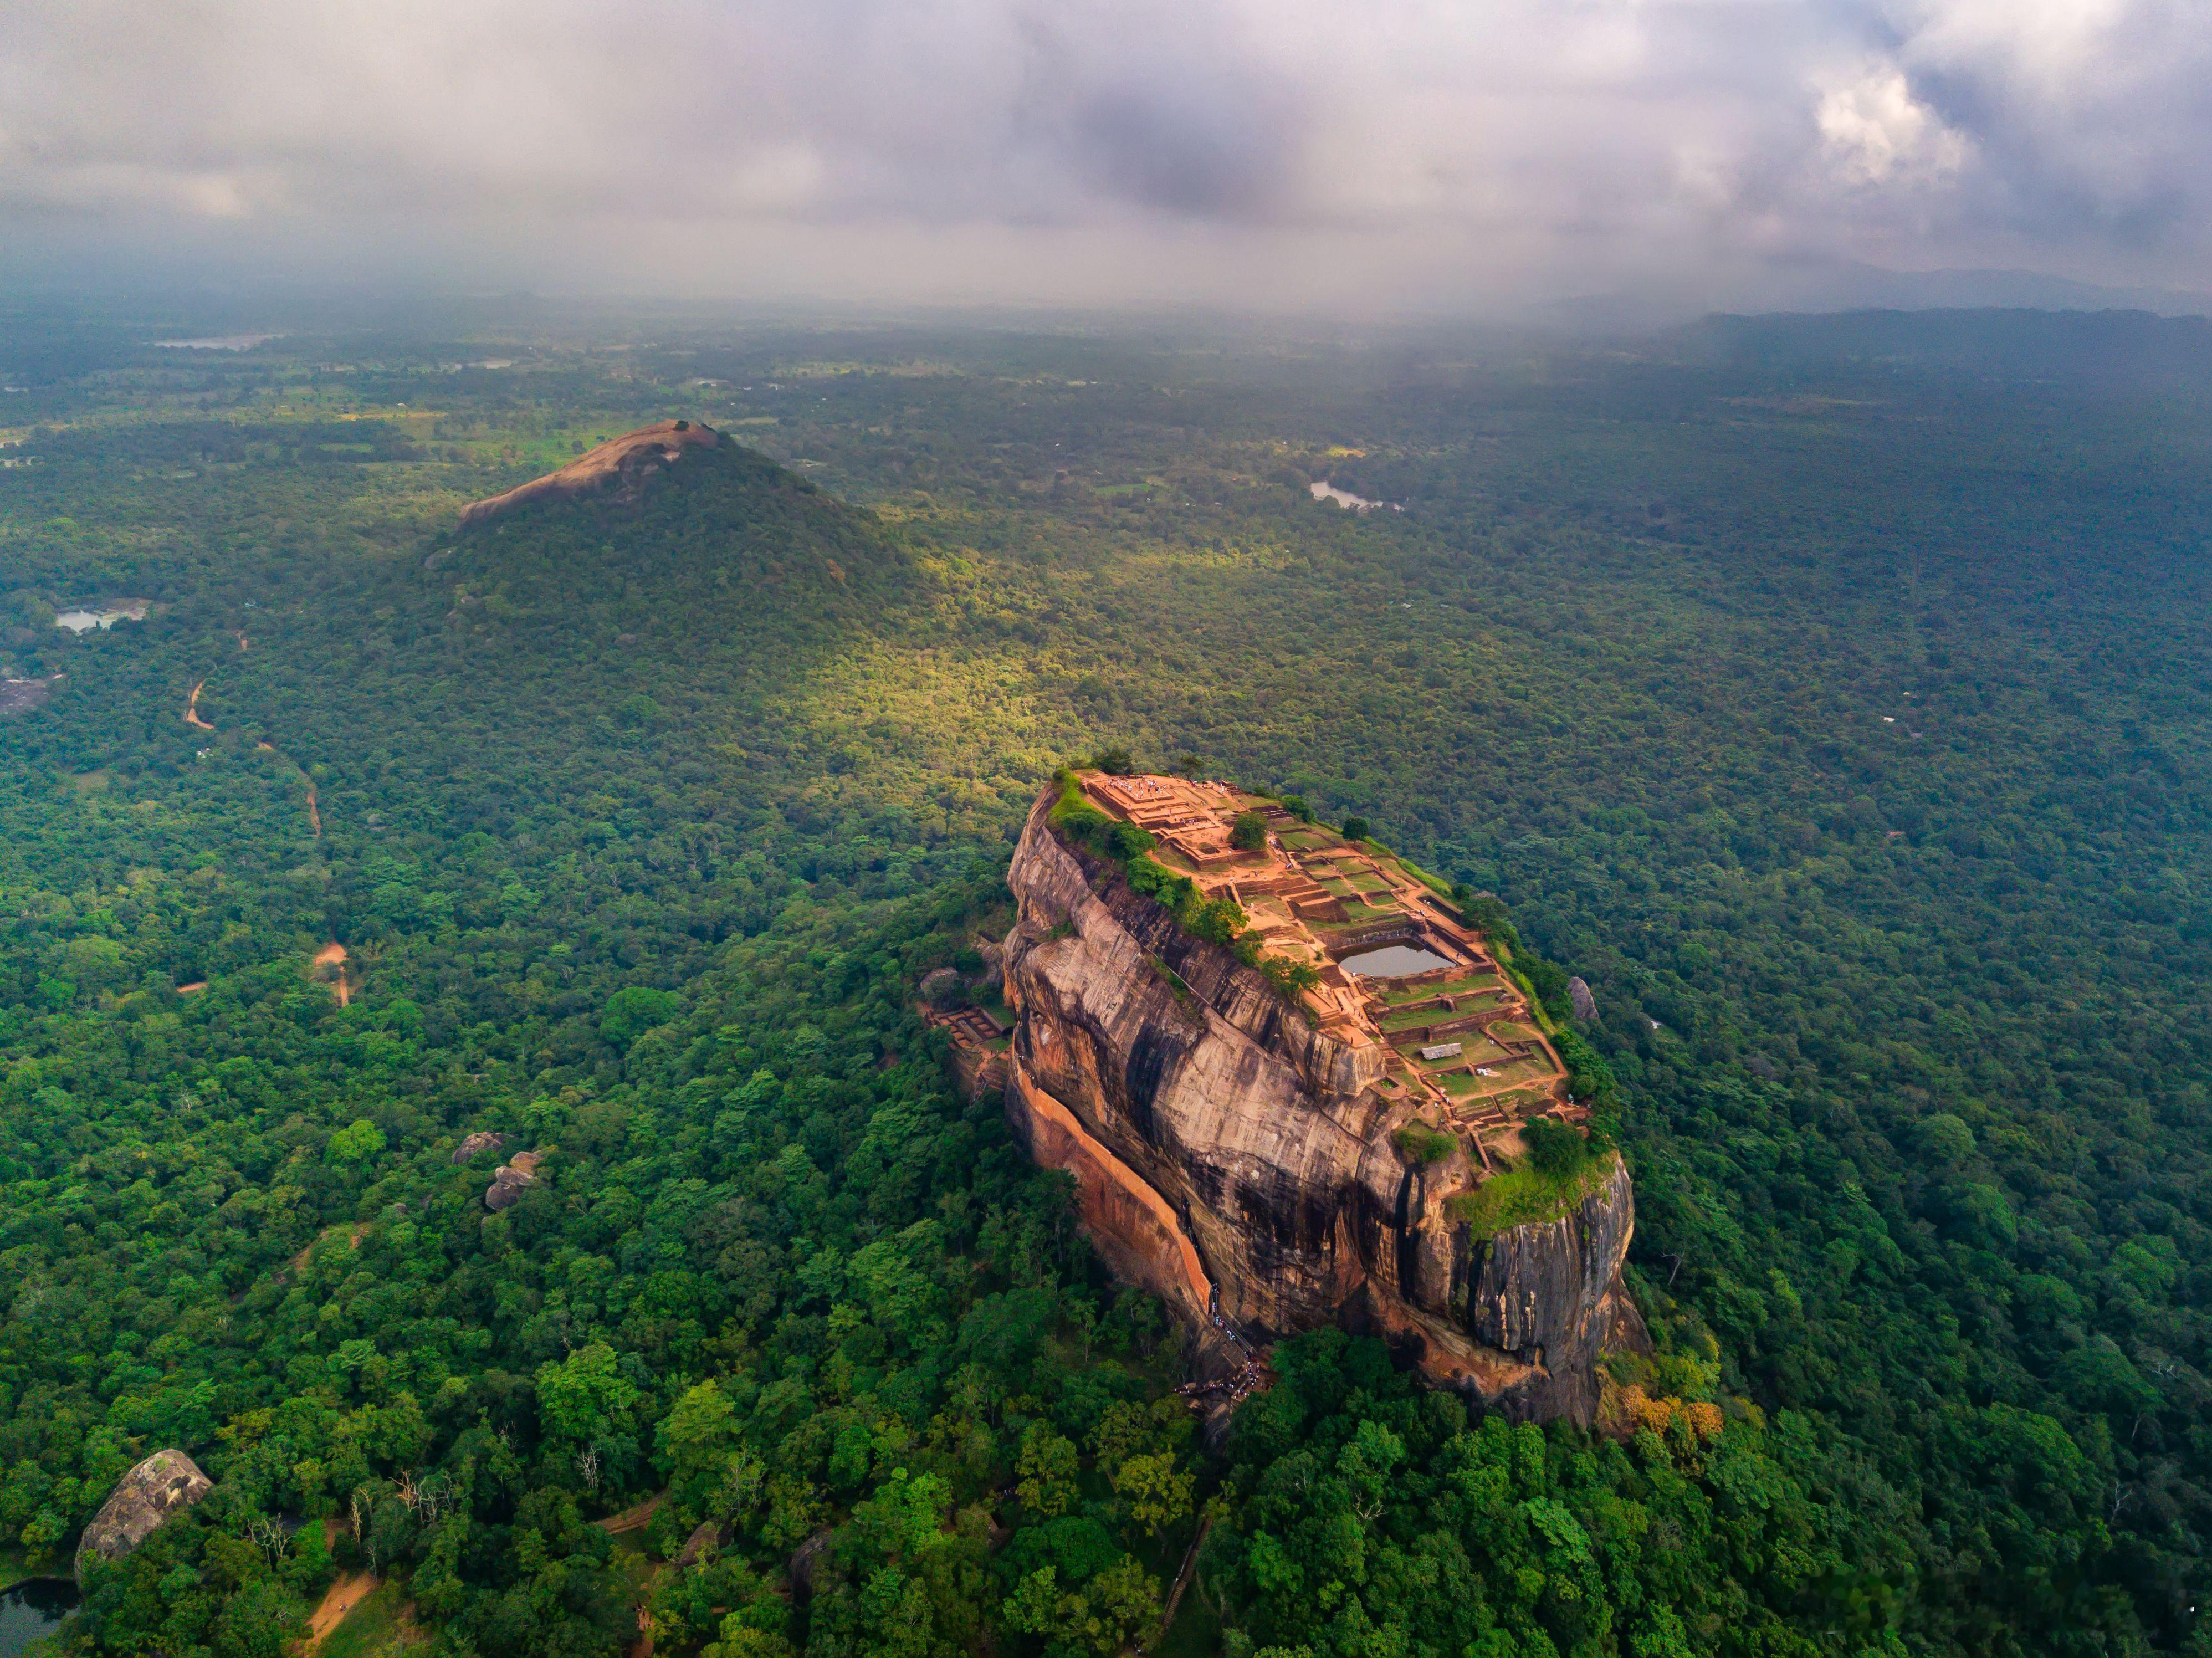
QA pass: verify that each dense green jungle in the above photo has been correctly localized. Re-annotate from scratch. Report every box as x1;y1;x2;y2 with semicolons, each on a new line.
2;302;2210;1658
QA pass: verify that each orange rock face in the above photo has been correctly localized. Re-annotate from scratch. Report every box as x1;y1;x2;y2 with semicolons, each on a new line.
458;419;722;526
1007;1062;1214;1323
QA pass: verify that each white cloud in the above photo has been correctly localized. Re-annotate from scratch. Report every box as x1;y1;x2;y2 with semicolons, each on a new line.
1817;65;1970;187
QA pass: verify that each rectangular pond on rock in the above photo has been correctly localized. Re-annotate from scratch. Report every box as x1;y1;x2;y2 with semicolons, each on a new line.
1338;943;1457;978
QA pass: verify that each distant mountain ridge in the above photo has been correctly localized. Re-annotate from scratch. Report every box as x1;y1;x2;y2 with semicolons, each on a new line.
1535;259;2212;332
1664;306;2212;386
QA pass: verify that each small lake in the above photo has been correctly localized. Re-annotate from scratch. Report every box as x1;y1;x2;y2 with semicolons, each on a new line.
54;601;149;633
155;334;280;351
1340;944;1456;978
1310;480;1401;513
0;1579;79;1658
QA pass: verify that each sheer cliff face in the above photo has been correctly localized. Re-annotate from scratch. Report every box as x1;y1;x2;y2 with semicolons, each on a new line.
1000;794;1645;1423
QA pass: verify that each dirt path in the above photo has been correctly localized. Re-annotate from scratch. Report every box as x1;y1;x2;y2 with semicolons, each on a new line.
305;1572;378;1652
594;1491;665;1535
184;680;214;730
1159;1513;1215;1640
313;940;351;1007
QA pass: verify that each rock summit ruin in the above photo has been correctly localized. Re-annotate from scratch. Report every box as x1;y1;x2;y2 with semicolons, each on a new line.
996;772;1647;1423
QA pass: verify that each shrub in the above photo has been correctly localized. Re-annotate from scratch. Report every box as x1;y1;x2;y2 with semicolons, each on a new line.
1340;816;1370;842
1187;896;1248;945
1392;1124;1457;1164
1555;1028;1620;1108
1521;1117;1590;1178
1281;795;1314;822
1124;855;1194;911
1056;801;1115;845
1258;957;1322;999
327;1119;387;1164
1465;895;1521;953
1230;811;1268;851
1107;821;1155;861
601;984;681;1046
1524;955;1574;1024
1091;746;1134;775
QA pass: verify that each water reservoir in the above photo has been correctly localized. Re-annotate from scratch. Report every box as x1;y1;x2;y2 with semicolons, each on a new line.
1339;943;1455;978
0;1579;79;1658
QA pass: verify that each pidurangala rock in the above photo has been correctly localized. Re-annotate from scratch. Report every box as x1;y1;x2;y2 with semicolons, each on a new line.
75;1449;213;1582
999;775;1648;1424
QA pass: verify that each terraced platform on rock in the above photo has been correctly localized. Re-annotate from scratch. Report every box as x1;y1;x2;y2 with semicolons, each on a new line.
1071;770;1582;1152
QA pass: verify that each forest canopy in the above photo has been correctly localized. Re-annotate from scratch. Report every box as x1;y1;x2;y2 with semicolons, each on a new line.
0;306;2207;1658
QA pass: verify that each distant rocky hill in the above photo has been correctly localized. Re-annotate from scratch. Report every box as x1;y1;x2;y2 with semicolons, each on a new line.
458;418;723;525
436;416;908;651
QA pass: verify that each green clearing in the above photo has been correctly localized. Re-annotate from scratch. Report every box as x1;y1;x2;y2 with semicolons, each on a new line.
1381;971;1499;1004
1379;1005;1445;1031
1340;899;1404;922
1379;1001;1499;1033
1443;1057;1551;1096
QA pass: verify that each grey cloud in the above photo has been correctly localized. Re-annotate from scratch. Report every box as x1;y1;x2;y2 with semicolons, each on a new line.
3;0;2210;309
1061;82;1300;218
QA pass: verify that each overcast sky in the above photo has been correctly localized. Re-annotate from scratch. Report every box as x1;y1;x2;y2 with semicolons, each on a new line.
4;0;2210;314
